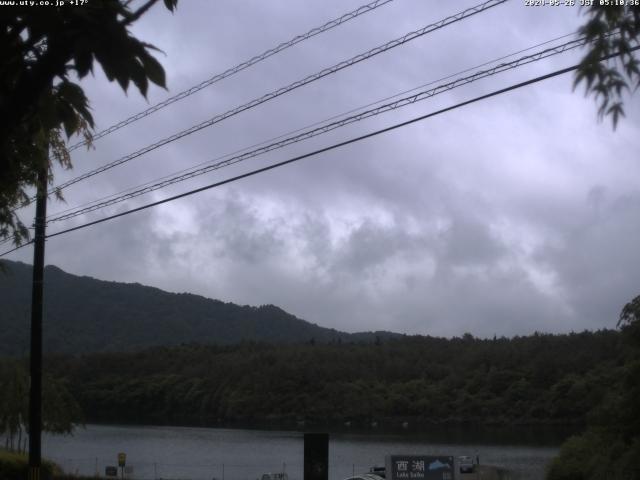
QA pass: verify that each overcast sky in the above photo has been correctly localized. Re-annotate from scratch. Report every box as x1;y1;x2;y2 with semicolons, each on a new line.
8;0;640;337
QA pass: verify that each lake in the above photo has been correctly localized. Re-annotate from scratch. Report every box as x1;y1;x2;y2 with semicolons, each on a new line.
41;424;566;480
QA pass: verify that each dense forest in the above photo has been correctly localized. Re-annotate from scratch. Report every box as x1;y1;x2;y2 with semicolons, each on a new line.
546;297;640;480
2;259;638;478
30;330;625;429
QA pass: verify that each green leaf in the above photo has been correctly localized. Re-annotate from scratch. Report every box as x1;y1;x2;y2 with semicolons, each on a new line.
74;50;93;78
95;49;117;82
57;81;94;128
57;82;85;107
57;103;79;138
606;102;625;129
163;0;178;12
140;50;166;89
129;59;149;97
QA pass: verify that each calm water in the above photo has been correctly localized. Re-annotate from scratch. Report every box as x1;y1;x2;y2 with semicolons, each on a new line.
41;424;565;480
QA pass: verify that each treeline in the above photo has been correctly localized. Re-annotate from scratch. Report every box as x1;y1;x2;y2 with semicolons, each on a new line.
546;297;640;480
35;330;627;428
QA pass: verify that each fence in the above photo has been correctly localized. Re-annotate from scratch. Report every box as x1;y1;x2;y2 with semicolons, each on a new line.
48;457;376;480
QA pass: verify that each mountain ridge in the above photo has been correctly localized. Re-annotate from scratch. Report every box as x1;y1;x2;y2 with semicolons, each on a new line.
0;260;400;355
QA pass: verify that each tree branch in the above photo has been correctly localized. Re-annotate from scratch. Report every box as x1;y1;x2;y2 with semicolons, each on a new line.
121;0;160;25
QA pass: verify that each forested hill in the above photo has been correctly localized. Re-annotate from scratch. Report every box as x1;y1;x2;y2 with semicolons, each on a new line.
0;260;398;355
44;330;625;428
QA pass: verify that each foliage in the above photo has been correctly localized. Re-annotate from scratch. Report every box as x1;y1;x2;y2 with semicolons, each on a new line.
0;449;60;480
0;360;83;453
0;259;633;433
547;430;621;480
0;0;178;245
547;430;640;480
619;294;640;327
0;361;28;452
32;329;627;429
575;5;640;127
0;448;98;480
619;294;640;351
546;295;640;480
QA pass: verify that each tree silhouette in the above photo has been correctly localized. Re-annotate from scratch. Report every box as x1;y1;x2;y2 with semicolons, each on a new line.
575;5;640;127
0;0;178;245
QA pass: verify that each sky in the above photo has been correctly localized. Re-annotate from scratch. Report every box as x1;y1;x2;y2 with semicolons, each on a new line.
7;0;640;337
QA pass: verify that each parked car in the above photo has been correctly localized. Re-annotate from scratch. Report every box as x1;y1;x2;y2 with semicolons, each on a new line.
369;466;386;478
343;474;385;480
261;473;287;480
458;456;474;474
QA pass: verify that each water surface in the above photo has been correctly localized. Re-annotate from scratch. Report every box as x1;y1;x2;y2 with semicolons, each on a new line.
42;424;564;480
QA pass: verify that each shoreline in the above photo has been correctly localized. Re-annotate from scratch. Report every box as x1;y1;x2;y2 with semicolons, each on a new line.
64;422;574;448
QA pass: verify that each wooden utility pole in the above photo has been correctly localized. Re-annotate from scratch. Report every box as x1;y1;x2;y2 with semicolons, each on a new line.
28;165;47;480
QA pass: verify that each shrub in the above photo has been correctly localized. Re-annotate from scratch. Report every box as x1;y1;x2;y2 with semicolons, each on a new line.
0;449;60;480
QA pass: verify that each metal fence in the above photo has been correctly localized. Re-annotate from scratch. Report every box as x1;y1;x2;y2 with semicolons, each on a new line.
48;457;376;480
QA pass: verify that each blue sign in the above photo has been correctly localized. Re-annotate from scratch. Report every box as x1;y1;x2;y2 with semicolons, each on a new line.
385;455;454;480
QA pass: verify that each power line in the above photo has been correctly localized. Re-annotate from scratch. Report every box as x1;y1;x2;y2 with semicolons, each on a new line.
3;46;637;258
41;62;590;241
46;31;580;221
2;55;630;258
0;241;33;257
67;0;396;152
38;0;508;202
45;35;589;224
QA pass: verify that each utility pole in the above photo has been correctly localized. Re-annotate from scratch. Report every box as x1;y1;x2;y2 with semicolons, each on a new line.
29;164;47;480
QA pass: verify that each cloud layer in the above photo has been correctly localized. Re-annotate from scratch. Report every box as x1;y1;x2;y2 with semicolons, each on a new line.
8;0;640;337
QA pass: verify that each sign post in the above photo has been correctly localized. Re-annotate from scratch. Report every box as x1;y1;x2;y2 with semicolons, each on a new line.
385;455;454;480
118;453;126;479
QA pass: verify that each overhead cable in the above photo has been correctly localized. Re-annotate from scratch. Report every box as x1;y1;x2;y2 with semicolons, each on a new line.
0;241;33;257
46;35;589;224
67;0;396;152
46;31;580;220
3;50;636;258
44;63;599;240
42;0;508;200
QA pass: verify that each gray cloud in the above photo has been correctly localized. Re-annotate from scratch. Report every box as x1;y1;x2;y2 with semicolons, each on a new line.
7;0;640;338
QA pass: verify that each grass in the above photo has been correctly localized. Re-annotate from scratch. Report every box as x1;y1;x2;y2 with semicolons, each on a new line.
0;449;96;480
